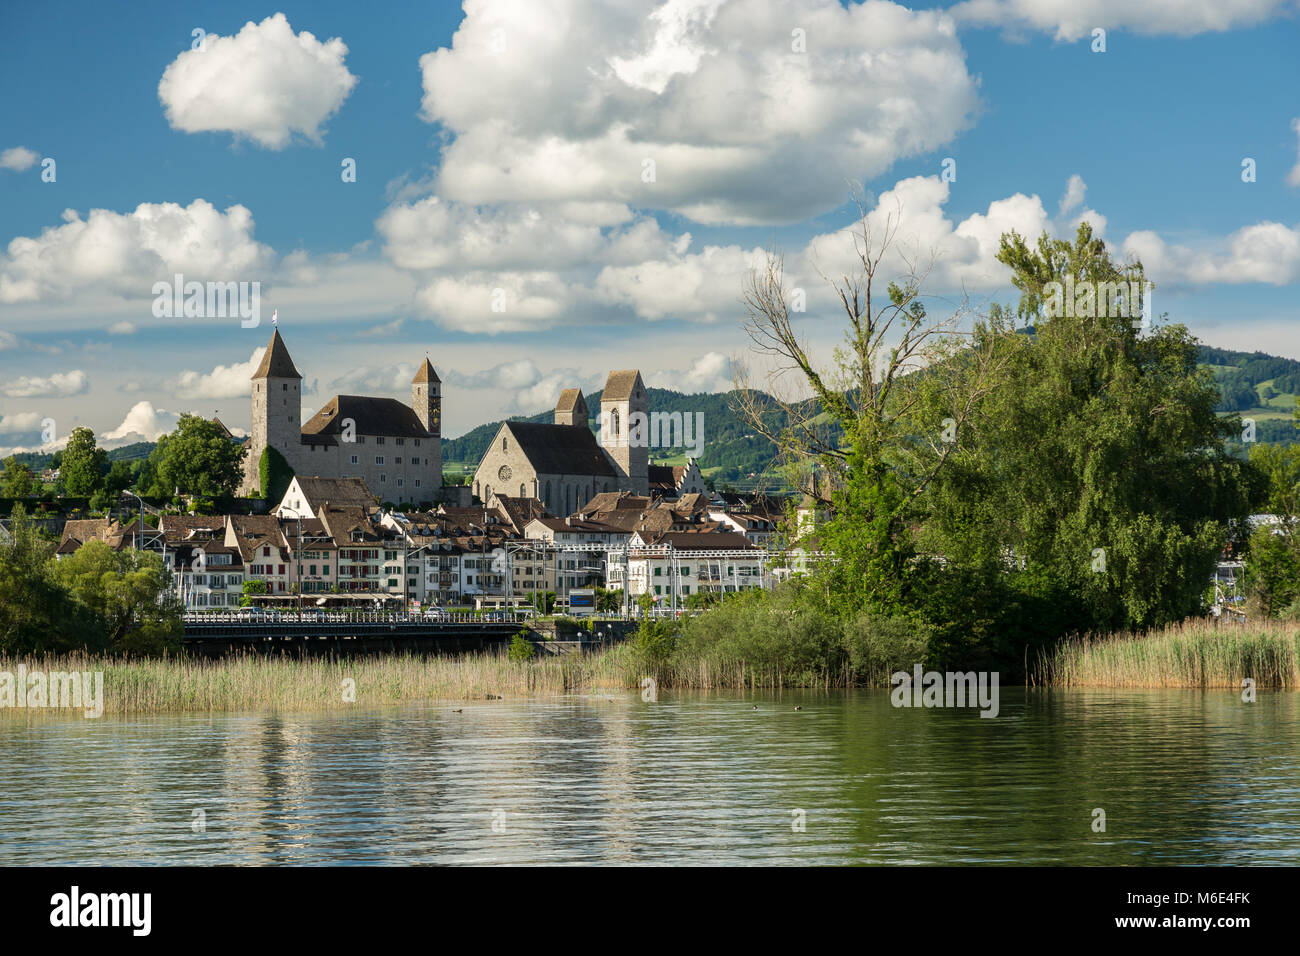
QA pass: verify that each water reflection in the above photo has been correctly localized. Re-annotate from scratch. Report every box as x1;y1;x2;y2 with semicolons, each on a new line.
0;689;1296;865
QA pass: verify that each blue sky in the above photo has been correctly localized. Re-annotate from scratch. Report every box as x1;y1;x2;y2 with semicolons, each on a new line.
1;0;1298;454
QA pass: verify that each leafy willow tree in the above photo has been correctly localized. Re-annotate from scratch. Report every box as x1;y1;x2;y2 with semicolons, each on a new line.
60;426;106;495
146;414;246;498
919;223;1255;635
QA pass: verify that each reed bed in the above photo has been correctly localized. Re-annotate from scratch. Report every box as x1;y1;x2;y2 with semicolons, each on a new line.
0;647;644;716
1036;619;1300;689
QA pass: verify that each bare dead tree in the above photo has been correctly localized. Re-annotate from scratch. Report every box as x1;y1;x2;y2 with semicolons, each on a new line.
732;196;1009;509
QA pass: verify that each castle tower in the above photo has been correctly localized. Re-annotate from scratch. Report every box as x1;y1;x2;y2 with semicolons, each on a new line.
554;388;588;428
244;329;303;493
599;370;648;495
412;358;444;492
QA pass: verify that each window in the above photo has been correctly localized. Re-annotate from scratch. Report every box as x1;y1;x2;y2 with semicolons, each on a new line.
414;439;421;447
654;567;662;576
350;455;358;464
375;456;384;465
282;384;287;391
396;438;405;446
414;480;421;488
380;474;387;483
395;457;402;464
397;478;404;487
410;457;418;465
502;437;507;452
376;437;385;445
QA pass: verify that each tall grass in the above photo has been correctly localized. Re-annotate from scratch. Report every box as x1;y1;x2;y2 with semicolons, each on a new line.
0;647;644;716
1036;619;1300;688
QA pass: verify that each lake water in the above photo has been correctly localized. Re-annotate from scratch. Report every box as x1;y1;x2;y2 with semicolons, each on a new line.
1;689;1297;865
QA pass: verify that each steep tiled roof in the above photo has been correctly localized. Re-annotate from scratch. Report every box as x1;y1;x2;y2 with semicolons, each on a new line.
601;370;643;402
555;388;587;414
285;476;377;512
412;358;440;384
251;329;302;380
302;396;430;439
504;421;617;477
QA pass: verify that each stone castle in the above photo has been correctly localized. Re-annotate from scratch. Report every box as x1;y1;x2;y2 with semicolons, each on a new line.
239;329;704;511
239;329;443;499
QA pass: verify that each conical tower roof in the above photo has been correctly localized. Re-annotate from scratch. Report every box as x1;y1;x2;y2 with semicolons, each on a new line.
412;357;440;384
251;329;302;380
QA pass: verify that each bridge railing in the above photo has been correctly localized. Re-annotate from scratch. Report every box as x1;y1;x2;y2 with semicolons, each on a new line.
182;609;528;626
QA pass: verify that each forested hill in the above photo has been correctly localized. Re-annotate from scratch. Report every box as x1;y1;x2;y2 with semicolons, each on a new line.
1197;345;1300;443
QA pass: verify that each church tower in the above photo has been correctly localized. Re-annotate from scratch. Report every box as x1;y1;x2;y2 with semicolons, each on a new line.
554;388;588;428
412;358;443;492
599;370;648;495
243;329;302;493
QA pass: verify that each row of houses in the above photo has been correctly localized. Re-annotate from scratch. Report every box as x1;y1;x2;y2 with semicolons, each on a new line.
55;476;824;612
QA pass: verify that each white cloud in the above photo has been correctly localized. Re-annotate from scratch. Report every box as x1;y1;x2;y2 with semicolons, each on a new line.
1288;117;1300;189
0;146;39;172
0;330;18;349
596;241;763;321
104;401;180;443
325;363;418;395
1;370;89;398
158;13;358;149
655;351;734;392
107;321;137;335
1123;222;1300;286
415;272;575;333
175;349;264;399
949;0;1289;41
0;411;43;434
0;199;271;304
418;0;979;225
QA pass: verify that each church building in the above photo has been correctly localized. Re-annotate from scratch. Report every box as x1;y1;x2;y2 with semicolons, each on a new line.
472;370;656;515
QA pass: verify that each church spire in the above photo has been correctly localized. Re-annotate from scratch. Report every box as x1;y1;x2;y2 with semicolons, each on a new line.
251;328;303;380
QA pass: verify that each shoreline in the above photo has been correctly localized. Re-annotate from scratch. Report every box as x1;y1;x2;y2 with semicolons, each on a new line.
2;616;1299;716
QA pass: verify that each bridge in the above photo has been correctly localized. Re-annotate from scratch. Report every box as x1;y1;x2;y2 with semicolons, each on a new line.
182;610;528;653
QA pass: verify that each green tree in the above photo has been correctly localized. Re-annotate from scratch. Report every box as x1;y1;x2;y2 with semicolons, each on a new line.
0;457;36;498
259;445;294;504
920;223;1252;634
148;415;246;498
103;459;135;497
241;579;268;607
0;505;100;653
50;541;181;653
736;208;1004;617
61;427;107;496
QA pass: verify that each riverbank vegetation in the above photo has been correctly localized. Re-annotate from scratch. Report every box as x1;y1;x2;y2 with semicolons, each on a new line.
1034;619;1300;688
709;215;1265;682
